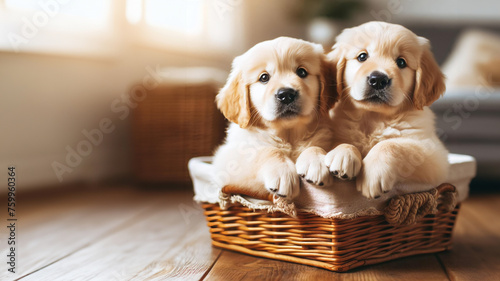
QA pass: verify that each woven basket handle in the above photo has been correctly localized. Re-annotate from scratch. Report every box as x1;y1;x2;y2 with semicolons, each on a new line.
435;183;456;196
384;183;458;225
435;183;459;212
221;185;275;202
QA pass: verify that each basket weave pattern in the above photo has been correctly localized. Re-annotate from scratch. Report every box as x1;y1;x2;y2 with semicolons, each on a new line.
202;203;459;272
132;84;225;183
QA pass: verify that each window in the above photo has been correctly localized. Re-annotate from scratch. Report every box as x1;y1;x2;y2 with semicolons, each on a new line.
0;0;237;56
132;0;204;35
0;0;115;55
4;0;111;27
124;0;237;55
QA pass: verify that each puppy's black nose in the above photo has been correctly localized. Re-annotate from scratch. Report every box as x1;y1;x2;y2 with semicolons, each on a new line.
276;88;298;105
368;71;391;90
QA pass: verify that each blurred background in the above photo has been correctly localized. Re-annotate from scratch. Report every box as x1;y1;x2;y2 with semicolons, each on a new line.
1;0;499;194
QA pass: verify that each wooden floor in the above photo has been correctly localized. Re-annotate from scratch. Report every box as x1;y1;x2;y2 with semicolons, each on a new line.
1;185;499;281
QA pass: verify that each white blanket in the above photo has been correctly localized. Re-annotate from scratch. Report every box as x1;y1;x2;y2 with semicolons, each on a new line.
189;154;476;218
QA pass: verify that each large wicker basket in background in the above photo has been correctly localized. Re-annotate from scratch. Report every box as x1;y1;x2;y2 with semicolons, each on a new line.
132;74;226;184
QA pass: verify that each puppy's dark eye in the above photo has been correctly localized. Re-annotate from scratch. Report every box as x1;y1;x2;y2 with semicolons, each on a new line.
357;52;368;62
296;67;308;78
396;58;407;68
259;73;270;83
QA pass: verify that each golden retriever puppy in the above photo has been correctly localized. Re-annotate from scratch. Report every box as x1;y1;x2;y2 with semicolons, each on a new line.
325;21;449;199
213;37;336;201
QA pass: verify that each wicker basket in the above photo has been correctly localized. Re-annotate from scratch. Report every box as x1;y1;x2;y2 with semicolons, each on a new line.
190;155;475;271
201;185;459;272
132;82;226;184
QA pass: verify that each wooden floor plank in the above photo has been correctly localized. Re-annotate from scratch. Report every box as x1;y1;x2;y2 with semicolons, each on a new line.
457;195;500;236
0;186;164;280
204;250;340;281
128;204;222;281
204;249;449;281
436;196;500;281
19;190;220;281
350;254;450;281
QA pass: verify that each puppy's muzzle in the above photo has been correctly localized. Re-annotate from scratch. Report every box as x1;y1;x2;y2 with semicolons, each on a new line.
276;87;298;105
367;71;391;90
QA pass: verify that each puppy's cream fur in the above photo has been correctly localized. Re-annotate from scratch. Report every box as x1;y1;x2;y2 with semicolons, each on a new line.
326;22;449;198
213;37;336;200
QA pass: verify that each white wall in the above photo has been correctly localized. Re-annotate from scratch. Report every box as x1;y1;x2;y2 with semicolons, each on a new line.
0;1;307;191
361;0;500;24
0;47;232;190
240;0;307;48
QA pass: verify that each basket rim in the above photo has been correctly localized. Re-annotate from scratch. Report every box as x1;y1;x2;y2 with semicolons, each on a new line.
190;154;475;218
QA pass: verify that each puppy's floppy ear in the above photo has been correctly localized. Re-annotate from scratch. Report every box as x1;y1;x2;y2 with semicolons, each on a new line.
413;37;446;110
216;56;251;128
319;56;338;115
327;43;347;97
312;42;337;115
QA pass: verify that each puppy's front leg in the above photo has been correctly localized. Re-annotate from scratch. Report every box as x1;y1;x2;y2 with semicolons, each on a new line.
259;150;300;199
214;144;299;200
296;147;331;186
324;144;362;180
357;138;449;198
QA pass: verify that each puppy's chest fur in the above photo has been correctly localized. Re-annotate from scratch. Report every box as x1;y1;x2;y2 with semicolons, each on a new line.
226;123;332;161
331;107;435;157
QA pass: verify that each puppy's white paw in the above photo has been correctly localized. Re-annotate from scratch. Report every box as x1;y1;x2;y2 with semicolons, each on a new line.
356;155;396;199
296;147;330;186
261;159;299;200
325;144;362;180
